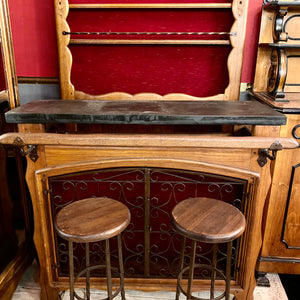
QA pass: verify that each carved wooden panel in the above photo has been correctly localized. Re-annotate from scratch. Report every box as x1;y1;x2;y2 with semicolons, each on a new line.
253;1;300;102
285;52;300;93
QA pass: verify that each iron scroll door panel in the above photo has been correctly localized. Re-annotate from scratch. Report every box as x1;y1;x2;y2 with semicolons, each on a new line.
33;158;259;294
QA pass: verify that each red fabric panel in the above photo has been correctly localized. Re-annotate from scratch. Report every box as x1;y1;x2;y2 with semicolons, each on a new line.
68;8;232;96
67;9;233;41
7;0;260;83
241;0;262;83
70;0;233;3
70;44;231;97
8;0;58;77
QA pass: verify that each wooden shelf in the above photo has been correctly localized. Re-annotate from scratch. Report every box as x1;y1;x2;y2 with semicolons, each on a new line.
69;38;231;46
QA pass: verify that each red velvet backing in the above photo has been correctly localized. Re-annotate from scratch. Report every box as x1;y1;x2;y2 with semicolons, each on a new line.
67;9;233;40
7;0;261;83
70;0;232;3
70;44;231;96
68;5;233;97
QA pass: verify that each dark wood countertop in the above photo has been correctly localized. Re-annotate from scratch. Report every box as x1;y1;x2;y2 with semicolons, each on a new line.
5;99;286;125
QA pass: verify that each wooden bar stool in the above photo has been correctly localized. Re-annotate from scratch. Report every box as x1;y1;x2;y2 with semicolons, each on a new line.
171;197;246;300
55;197;131;300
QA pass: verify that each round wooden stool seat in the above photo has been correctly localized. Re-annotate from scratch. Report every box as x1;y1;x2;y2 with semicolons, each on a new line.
171;197;246;300
55;197;130;243
171;197;246;243
55;197;131;300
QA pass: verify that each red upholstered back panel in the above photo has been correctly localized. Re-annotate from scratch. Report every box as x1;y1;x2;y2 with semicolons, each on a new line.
8;0;261;82
70;0;232;3
67;9;233;39
67;2;234;97
70;45;231;97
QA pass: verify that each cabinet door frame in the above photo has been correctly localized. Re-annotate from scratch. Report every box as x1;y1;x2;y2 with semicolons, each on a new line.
34;157;260;296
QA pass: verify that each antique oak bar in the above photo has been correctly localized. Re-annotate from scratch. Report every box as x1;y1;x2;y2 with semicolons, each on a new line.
1;98;298;300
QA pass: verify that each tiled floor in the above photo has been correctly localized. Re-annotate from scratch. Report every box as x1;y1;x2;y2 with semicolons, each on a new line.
12;262;288;300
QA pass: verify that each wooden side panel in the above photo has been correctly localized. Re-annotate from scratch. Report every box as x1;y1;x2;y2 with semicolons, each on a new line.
282;162;300;248
258;114;300;273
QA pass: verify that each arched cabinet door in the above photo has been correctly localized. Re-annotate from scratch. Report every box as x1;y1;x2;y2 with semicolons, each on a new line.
33;157;260;297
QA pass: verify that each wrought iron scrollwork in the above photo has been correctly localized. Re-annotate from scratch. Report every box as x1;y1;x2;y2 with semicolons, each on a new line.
50;168;247;279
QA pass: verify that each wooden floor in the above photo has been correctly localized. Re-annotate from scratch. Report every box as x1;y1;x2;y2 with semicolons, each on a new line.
11;261;288;300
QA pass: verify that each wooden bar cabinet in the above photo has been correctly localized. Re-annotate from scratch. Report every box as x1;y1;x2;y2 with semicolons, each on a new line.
1;99;298;300
1;0;299;299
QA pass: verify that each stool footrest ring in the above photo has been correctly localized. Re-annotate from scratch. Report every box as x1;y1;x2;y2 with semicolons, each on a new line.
177;264;227;300
73;264;122;300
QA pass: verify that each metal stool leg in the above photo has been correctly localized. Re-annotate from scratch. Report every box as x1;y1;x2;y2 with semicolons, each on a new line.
187;240;196;300
105;239;113;300
176;236;186;300
86;243;90;300
210;243;218;299
117;234;126;300
69;241;75;300
225;241;233;300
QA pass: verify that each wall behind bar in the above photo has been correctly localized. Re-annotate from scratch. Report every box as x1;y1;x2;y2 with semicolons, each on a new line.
8;0;58;78
7;0;262;83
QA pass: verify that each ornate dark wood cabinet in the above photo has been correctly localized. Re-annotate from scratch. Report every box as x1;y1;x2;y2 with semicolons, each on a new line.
255;111;300;275
2;100;298;300
253;0;300;276
253;0;300;102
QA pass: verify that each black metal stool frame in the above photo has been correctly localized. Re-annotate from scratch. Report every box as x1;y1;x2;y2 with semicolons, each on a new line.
68;234;125;300
175;236;232;300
